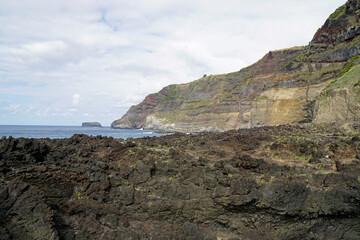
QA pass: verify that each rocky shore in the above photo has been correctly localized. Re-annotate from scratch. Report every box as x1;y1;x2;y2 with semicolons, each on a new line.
1;123;360;239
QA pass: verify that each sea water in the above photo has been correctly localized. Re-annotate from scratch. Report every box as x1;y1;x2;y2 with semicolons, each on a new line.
0;125;167;139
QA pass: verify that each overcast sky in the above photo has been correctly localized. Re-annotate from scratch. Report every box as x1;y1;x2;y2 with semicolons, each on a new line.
0;0;345;126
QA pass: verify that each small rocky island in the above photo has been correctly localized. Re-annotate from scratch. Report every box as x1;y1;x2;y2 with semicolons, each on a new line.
81;122;102;127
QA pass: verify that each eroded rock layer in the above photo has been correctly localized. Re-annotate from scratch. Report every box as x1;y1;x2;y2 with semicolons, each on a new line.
112;0;360;132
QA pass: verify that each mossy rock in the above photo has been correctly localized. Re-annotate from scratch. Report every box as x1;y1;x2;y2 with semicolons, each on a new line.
329;5;346;20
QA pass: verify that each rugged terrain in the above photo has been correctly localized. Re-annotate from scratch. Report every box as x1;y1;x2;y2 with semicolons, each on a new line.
112;0;360;132
1;123;360;239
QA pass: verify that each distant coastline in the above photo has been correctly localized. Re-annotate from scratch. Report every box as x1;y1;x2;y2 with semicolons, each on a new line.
0;125;167;139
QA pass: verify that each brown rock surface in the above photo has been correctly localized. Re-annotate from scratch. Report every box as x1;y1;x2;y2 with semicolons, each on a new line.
1;123;360;239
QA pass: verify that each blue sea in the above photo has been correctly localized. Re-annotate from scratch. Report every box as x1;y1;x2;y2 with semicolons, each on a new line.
0;125;168;139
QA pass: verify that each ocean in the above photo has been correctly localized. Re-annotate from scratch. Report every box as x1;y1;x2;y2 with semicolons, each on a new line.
0;125;168;139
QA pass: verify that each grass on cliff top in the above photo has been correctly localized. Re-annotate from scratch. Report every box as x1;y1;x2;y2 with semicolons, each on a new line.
157;46;307;108
329;4;346;20
157;68;254;107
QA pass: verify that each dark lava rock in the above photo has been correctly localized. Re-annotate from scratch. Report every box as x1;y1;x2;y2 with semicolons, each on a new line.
309;158;321;164
1;123;360;239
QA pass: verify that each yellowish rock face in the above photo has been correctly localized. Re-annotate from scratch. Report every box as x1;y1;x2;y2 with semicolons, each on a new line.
251;81;331;127
111;1;360;132
251;88;305;127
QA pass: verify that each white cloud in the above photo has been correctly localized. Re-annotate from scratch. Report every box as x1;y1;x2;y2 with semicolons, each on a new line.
0;0;346;125
68;108;78;112
1;104;21;115
72;94;80;106
22;41;67;54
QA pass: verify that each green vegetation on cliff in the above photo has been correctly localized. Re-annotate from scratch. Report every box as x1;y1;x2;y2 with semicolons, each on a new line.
327;55;360;89
159;84;178;104
329;4;346;20
314;61;360;123
112;0;360;131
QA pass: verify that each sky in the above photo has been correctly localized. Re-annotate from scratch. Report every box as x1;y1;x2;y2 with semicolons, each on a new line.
0;0;345;126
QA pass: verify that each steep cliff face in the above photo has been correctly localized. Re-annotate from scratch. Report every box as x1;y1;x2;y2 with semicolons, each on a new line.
314;59;360;123
312;0;360;45
112;0;360;132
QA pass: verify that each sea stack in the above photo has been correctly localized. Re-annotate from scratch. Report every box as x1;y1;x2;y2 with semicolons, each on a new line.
81;122;102;127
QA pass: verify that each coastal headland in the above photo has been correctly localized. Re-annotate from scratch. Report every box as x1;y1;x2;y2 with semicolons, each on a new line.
112;0;360;132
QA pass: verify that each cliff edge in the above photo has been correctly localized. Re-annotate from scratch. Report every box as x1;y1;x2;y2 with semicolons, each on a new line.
112;0;360;132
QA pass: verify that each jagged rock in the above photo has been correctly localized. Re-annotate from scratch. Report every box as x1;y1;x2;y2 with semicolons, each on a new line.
1;123;360;239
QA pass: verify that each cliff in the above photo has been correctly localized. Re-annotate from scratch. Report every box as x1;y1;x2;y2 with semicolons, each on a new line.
112;0;360;132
